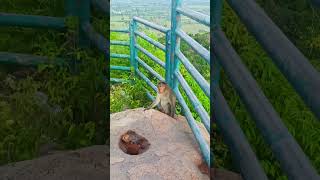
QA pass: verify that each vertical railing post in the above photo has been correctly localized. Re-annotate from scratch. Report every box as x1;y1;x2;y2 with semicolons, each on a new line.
78;0;90;47
129;20;134;74
130;20;138;76
165;30;171;85
170;0;182;91
212;0;223;87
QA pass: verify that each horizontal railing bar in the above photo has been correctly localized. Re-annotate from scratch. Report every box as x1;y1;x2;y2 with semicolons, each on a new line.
136;57;165;82
213;28;319;179
110;65;131;71
91;0;109;14
174;89;210;166
82;23;107;53
146;90;155;101
212;85;268;179
110;53;130;59
110;40;129;46
110;29;129;33
133;16;169;33
175;71;210;132
0;13;65;30
0;52;66;66
176;29;210;64
176;50;210;97
135;44;165;68
110;78;131;83
135;31;166;51
226;0;320;120
176;7;210;26
136;69;157;92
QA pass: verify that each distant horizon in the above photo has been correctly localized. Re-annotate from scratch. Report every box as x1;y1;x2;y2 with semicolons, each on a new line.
110;0;209;3
110;0;210;16
110;0;209;34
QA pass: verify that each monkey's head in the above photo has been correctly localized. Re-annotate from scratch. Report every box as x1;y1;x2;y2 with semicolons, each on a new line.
121;130;139;143
157;81;167;93
121;134;131;143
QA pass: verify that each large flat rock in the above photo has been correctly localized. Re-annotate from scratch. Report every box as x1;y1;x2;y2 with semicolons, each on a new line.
0;108;241;180
110;108;210;180
0;145;108;180
212;168;243;180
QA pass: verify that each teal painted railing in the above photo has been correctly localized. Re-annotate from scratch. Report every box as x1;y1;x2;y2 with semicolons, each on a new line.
111;0;210;167
0;0;108;65
212;0;320;179
110;29;131;83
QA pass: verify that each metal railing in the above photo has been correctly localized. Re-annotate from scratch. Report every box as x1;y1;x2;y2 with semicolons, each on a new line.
212;0;320;179
170;0;210;166
111;0;210;167
130;16;170;93
110;29;131;83
0;0;108;65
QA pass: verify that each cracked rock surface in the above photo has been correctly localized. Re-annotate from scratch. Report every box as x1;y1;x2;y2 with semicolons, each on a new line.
110;108;210;180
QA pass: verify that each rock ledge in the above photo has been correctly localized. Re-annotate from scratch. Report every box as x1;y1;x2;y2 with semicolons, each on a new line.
110;108;210;180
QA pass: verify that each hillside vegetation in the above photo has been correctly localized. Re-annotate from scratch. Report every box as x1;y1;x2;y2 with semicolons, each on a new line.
214;1;320;179
110;30;210;121
0;0;107;165
111;1;320;179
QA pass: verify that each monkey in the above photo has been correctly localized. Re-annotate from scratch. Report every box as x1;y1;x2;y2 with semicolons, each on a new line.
119;130;150;155
121;130;139;144
144;81;176;118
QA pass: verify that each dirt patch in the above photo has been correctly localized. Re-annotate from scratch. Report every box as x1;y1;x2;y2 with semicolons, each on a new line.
198;161;210;175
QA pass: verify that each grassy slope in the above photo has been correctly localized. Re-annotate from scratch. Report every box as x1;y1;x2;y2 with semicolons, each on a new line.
0;0;107;165
111;2;320;180
213;2;320;179
110;30;210;121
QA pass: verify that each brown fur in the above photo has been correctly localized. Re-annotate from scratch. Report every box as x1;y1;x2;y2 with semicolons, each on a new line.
145;81;176;118
119;130;150;155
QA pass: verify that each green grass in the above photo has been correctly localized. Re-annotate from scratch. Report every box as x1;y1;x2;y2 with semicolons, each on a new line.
0;0;107;165
110;29;210;122
213;2;320;179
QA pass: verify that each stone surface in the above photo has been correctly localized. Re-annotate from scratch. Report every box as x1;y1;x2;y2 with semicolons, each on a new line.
0;108;241;180
110;108;210;180
0;145;108;180
211;168;243;180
